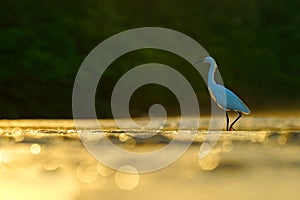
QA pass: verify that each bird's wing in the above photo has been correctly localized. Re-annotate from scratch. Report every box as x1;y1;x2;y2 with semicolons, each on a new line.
210;84;250;114
224;87;250;114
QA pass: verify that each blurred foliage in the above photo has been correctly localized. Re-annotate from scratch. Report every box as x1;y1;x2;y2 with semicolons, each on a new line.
0;0;299;118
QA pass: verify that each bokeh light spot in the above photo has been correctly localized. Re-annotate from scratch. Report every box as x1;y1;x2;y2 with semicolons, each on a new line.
198;153;221;171
222;140;233;152
97;163;115;177
114;165;140;190
277;135;287;145
30;144;41;155
119;133;128;142
77;161;98;183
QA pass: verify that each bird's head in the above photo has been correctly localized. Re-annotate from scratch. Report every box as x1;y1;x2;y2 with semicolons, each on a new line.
194;56;216;66
203;56;216;64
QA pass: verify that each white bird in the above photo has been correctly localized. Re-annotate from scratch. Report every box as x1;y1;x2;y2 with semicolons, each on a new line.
196;56;250;131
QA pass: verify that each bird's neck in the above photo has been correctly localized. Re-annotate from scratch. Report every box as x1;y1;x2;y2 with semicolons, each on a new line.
208;62;217;86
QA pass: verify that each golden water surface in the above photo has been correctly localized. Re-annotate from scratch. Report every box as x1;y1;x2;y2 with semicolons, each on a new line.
0;114;300;200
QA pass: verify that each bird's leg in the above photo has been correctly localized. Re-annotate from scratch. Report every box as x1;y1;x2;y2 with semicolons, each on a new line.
229;112;242;131
226;112;229;131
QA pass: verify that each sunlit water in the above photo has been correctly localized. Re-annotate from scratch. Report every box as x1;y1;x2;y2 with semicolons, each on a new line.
0;114;300;200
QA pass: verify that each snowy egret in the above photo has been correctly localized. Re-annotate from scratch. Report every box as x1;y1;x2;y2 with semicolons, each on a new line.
195;56;250;131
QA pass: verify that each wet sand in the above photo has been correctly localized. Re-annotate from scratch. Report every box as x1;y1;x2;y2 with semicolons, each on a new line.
0;114;300;200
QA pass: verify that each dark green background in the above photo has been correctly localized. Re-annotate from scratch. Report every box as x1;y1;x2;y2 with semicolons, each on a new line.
1;0;299;118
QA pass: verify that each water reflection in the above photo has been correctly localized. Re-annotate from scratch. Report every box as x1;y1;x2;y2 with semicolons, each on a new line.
0;117;299;199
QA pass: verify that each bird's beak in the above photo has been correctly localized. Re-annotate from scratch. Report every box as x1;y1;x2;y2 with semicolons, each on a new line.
194;59;204;64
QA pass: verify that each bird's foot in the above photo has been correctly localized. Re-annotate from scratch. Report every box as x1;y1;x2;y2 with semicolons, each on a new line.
229;127;235;131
